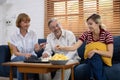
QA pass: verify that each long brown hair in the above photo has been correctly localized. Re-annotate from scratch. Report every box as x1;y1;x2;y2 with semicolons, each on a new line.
86;14;106;30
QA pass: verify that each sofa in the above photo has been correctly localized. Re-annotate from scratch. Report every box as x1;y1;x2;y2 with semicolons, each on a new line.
0;36;120;80
75;36;120;80
0;39;46;79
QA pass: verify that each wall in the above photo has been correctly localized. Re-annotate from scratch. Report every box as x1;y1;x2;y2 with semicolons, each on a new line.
0;0;44;45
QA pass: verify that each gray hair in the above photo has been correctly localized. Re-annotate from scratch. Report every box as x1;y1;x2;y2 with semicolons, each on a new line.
48;18;61;27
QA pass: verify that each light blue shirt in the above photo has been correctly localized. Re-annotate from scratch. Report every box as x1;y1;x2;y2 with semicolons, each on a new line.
10;29;38;59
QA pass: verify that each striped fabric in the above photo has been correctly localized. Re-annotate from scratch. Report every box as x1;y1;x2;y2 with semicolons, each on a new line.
79;29;113;44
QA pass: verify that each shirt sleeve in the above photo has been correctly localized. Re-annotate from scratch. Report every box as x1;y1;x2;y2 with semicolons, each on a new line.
32;32;38;45
65;31;78;59
9;34;17;47
42;35;53;56
31;32;38;56
79;31;88;42
67;31;76;46
105;31;113;44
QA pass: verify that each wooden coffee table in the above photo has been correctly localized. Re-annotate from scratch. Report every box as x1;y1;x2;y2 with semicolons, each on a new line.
2;61;79;80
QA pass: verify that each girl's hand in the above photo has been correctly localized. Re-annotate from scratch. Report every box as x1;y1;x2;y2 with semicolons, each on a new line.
87;50;96;58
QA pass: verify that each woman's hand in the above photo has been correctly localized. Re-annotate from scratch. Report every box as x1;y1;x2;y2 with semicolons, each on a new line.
34;43;40;52
39;43;46;49
42;53;49;58
24;53;32;59
34;43;46;52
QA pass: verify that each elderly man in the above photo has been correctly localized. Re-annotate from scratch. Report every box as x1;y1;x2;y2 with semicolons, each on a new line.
39;18;79;80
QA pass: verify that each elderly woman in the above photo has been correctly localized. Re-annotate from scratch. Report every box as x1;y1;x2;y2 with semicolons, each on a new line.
9;13;41;80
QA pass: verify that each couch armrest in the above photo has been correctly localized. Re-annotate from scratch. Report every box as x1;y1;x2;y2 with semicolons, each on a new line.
112;36;120;64
36;39;46;58
0;45;11;77
0;45;11;63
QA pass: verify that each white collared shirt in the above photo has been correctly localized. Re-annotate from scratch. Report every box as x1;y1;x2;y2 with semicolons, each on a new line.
10;29;38;59
43;29;79;59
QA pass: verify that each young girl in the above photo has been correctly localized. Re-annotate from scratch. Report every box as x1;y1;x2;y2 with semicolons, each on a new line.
56;14;113;80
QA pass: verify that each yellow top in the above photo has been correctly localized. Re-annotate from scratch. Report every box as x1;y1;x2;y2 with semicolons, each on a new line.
84;42;112;66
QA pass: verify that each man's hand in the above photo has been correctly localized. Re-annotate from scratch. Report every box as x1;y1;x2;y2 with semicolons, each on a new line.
55;45;63;50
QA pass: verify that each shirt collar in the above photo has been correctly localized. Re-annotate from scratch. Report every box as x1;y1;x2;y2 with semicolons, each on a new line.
17;28;30;35
52;29;66;39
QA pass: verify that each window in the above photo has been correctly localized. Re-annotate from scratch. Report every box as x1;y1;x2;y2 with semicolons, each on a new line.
44;0;120;38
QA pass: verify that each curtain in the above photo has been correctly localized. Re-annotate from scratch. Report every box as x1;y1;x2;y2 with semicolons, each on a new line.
44;0;120;38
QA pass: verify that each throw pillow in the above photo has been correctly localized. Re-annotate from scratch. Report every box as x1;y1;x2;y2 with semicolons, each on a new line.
84;42;112;66
8;42;13;54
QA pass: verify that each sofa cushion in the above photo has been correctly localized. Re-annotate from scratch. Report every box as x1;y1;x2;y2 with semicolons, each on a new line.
77;42;86;61
0;45;11;62
38;39;46;44
36;39;46;57
8;42;13;55
112;36;120;64
105;63;120;80
0;45;11;77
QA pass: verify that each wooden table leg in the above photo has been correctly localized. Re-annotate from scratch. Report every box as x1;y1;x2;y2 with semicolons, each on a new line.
9;66;13;80
24;73;27;80
61;69;64;80
71;66;74;80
